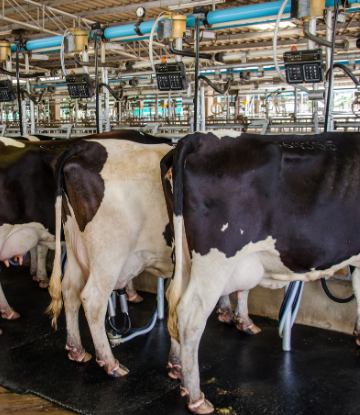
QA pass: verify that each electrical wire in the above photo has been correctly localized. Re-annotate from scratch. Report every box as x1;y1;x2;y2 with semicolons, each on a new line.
98;83;123;101
21;89;44;105
149;12;167;73
60;28;71;77
198;75;231;94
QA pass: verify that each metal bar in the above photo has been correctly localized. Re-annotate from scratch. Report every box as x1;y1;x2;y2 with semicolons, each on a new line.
157;278;164;320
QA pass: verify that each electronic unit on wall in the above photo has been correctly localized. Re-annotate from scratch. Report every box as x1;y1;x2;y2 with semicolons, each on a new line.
155;62;187;91
0;80;15;102
65;73;94;98
283;49;324;84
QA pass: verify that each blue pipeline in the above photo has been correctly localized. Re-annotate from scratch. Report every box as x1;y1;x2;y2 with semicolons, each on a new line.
14;0;359;51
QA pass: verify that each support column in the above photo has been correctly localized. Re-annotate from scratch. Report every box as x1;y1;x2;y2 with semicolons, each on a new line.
101;41;111;132
308;18;319;133
25;54;35;134
325;9;334;132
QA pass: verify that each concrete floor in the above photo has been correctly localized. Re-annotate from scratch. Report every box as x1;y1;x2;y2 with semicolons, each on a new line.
1;263;360;415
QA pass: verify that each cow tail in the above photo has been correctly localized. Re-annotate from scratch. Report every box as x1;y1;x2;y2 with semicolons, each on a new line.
167;135;200;342
47;144;84;329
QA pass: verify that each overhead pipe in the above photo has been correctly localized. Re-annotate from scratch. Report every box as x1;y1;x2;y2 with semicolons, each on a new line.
4;0;339;52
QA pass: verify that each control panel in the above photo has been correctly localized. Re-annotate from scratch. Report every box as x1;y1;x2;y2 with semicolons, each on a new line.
0;80;15;102
155;62;187;91
65;73;94;98
283;49;324;84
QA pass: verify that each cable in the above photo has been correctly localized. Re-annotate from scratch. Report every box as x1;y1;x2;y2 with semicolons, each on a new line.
21;89;44;105
326;63;360;87
0;67;45;79
60;29;71;76
150;12;167;73
74;53;119;68
324;0;342;132
169;40;212;60
303;20;347;49
198;75;231;95
273;0;309;94
99;83;123;101
321;277;354;303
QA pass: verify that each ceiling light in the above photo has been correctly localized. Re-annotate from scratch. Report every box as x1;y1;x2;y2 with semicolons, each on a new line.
168;0;225;11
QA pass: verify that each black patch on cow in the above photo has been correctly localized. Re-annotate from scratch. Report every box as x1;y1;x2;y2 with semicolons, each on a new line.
173;131;360;273
86;130;173;145
62;141;107;232
163;223;172;247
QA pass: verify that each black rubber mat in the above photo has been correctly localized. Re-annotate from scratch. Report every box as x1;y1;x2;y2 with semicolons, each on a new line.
1;263;360;415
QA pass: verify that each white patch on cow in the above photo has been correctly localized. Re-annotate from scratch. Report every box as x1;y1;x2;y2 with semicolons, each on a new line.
240;229;244;235
207;130;242;140
0;137;25;148
221;223;228;232
22;135;40;141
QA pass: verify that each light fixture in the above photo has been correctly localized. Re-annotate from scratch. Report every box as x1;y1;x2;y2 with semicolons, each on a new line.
168;0;224;10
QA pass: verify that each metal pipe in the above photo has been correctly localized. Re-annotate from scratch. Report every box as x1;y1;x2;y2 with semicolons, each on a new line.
25;53;35;134
157;277;164;320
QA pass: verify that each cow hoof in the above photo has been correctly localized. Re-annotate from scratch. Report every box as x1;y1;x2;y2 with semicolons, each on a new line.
32;275;38;281
1;309;20;320
67;346;92;363
188;393;214;414
217;310;233;325
237;323;261;335
126;290;143;303
38;280;49;289
109;362;129;378
167;362;182;380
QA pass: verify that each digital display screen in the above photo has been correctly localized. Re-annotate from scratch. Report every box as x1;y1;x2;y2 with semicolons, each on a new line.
166;65;179;71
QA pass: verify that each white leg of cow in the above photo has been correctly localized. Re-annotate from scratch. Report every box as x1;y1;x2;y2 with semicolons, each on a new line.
351;266;360;345
30;247;37;278
233;290;261;335
0;282;20;321
80;273;129;378
177;275;221;414
36;245;49;289
62;248;90;363
125;279;143;303
168;337;182;380
217;295;234;324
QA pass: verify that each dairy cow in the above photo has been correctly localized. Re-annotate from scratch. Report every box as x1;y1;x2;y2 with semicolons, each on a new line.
0;131;171;334
163;131;360;414
47;139;173;376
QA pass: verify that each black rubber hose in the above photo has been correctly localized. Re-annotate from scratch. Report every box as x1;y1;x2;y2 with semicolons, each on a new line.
326;63;360;87
94;35;100;134
321;277;354;303
21;89;44;104
99;83;123;101
169;40;212;60
303;20;347;49
278;281;296;321
198;75;231;95
0;66;45;79
74;53;119;68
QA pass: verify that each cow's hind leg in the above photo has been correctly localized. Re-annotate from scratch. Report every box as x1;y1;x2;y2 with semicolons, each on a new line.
168;338;182;380
351;267;360;345
36;245;49;289
62;248;90;363
30;247;37;279
179;254;264;414
233;290;261;334
0;282;19;321
217;295;234;325
80;272;129;378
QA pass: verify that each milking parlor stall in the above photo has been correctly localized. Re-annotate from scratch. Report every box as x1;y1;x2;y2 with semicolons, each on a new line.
2;0;360;414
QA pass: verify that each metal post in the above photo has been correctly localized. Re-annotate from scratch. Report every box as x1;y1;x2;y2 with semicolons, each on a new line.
25;54;35;134
82;48;89;74
15;44;23;136
101;41;111;132
200;83;205;131
94;35;101;134
308;18;319;133
157;277;164;320
325;9;334;132
282;284;292;351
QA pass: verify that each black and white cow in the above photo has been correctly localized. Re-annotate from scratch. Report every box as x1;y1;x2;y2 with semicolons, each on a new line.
163;131;360;414
0;131;171;334
47;138;173;375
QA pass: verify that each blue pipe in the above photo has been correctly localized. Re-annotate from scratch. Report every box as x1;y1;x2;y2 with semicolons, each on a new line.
15;0;359;51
